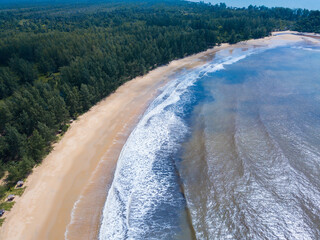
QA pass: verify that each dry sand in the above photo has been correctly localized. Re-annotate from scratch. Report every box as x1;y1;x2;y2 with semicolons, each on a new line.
0;32;311;240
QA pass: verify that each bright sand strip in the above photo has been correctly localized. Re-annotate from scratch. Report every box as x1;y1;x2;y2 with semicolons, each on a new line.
0;32;310;240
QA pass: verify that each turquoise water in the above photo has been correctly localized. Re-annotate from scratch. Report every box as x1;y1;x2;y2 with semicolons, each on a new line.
99;40;320;239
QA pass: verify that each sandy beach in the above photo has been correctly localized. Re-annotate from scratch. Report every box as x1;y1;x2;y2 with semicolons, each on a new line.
0;31;310;240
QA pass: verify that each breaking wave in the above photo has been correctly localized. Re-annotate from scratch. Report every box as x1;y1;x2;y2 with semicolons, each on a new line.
98;48;259;240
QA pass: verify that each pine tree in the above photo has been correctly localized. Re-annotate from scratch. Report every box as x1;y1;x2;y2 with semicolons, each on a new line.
27;130;46;163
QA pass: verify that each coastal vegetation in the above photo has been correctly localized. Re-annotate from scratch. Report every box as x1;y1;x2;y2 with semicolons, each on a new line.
0;0;319;202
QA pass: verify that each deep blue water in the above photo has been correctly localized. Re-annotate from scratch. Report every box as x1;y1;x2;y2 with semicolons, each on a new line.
192;0;320;10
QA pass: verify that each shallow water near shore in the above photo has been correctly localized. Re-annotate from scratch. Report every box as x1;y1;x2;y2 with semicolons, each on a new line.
99;39;320;239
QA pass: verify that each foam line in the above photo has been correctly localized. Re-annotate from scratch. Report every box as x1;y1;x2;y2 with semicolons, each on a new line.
98;47;264;240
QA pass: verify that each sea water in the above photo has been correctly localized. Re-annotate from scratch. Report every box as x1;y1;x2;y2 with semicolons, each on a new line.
99;40;320;239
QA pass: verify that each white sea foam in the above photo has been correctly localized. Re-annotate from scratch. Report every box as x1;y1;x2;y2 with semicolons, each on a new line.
98;47;265;240
292;46;320;52
64;195;83;240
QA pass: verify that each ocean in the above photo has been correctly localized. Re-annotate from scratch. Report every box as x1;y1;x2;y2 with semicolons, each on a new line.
193;0;320;10
99;40;320;239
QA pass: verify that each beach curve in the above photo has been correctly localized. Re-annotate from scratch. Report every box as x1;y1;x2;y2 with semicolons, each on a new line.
0;31;309;240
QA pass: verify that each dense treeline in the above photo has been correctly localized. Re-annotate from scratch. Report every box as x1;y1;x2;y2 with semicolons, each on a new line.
0;0;319;197
295;10;320;32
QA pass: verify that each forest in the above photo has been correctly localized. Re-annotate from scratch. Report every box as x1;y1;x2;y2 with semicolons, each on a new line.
0;0;319;198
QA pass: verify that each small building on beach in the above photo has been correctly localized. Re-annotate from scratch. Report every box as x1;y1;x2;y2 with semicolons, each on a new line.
16;181;24;188
7;195;15;201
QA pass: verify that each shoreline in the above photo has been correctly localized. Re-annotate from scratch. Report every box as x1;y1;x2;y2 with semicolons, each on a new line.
0;31;311;240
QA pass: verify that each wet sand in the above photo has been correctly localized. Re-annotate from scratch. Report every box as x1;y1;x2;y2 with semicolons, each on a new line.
0;31;308;240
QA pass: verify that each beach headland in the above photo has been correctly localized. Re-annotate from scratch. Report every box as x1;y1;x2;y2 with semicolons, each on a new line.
0;31;311;240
